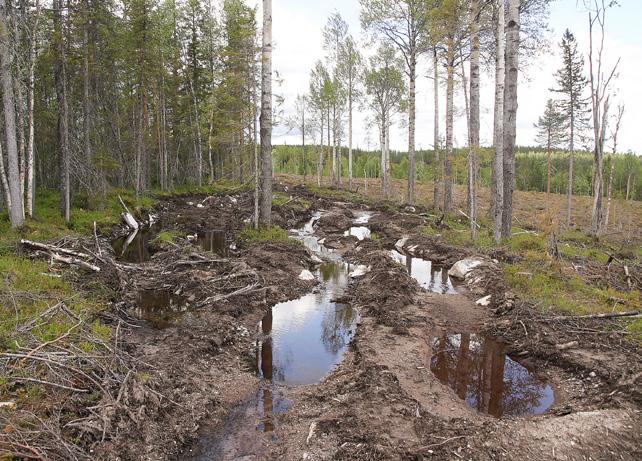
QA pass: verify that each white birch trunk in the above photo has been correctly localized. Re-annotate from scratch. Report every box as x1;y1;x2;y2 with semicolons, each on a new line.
492;0;505;242
259;0;273;226
501;0;520;239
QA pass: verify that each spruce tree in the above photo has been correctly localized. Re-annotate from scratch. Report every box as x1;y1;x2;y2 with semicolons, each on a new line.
534;99;567;195
552;29;590;225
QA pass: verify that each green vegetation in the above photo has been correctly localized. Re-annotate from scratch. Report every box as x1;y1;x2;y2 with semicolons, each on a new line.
274;145;642;201
418;216;640;334
236;226;295;247
152;230;182;246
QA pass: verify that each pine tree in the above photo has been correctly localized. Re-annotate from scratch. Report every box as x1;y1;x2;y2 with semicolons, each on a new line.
534;99;567;195
552;29;589;226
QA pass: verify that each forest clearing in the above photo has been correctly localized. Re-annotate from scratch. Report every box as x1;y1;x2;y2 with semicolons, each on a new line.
0;0;641;459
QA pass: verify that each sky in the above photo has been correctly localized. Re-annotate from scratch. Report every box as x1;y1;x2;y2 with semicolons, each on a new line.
248;0;642;154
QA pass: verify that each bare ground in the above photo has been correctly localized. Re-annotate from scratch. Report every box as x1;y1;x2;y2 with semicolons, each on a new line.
3;183;639;460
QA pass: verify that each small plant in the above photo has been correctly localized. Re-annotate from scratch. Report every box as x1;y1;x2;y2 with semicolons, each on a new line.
236;226;294;246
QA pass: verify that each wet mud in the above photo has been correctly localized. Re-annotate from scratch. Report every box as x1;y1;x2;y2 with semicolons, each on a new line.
86;183;640;461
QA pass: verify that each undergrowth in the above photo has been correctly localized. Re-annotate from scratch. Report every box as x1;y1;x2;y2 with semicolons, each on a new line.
236;225;296;247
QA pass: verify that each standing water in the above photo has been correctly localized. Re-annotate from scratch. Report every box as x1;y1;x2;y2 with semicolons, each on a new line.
430;332;554;418
389;250;461;294
186;212;361;460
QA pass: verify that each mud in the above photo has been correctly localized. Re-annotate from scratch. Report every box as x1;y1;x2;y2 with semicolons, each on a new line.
61;184;640;460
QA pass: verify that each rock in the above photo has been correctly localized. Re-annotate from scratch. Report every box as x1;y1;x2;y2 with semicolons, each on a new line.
299;269;315;281
476;295;492;306
395;237;409;250
349;265;370;278
448;257;485;279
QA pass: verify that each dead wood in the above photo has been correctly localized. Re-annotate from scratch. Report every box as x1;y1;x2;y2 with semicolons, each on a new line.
544;311;640;321
21;239;90;259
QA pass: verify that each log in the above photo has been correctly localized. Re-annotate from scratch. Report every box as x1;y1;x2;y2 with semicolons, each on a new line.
624;265;632;290
547;311;640;321
51;253;101;272
118;195;139;230
21;239;90;259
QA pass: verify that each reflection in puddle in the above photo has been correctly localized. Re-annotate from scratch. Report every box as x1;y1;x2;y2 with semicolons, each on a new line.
344;226;371;240
188;212;359;459
111;229;155;263
197;229;228;255
430;333;554;418
344;211;373;240
390;250;461;294
133;288;187;328
257;262;356;386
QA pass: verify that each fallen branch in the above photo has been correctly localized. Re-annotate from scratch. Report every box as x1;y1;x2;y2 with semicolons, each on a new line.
457;209;481;229
50;253;101;272
545;311;639;321
21;240;90;259
198;282;261;307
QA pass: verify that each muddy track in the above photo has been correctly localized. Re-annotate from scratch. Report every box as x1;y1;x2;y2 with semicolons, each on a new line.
92;185;639;460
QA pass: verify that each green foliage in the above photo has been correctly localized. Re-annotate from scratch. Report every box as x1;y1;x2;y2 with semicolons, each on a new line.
273;145;642;201
152;231;182;245
236;226;294;247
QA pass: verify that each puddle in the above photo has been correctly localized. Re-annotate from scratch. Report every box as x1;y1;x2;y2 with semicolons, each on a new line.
111;229;156;263
430;333;554;418
344;226;371;240
188;213;359;459
257;262;357;386
344;211;373;240
390;250;461;294
197;229;229;256
132;288;188;328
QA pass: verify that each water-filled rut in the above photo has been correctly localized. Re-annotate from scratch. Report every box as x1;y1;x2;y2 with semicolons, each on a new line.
186;212;363;459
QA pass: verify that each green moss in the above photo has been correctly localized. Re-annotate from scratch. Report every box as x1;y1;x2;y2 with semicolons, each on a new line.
236;226;294;246
272;192;291;206
152;230;181;245
507;233;546;253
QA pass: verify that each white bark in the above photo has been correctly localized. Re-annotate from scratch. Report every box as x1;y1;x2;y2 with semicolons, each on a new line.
492;0;505;243
259;0;273;226
432;47;441;211
469;0;480;241
501;0;520;239
26;0;40;217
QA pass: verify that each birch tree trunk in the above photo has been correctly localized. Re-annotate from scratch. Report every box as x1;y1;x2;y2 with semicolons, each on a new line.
259;0;273;226
443;45;454;213
26;0;40;216
0;1;24;226
432;47;441;211
501;0;520;239
407;54;416;205
592;97;609;235
492;0;505;242
469;0;480;241
348;81;353;190
317;113;324;187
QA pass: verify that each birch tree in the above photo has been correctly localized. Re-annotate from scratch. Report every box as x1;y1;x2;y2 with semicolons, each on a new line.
26;0;41;217
338;36;363;191
468;0;480;241
259;0;273;226
501;0;520;239
491;0;504;242
360;0;428;205
0;0;23;226
364;45;406;199
431;0;468;213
